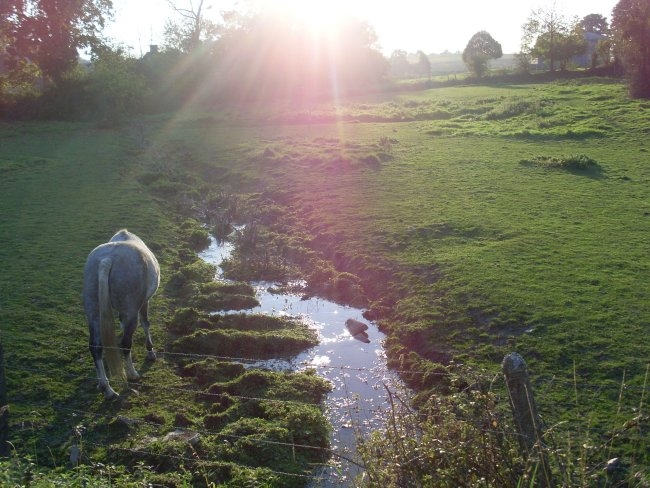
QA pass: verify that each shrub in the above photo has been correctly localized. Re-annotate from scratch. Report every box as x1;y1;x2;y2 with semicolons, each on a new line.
85;46;150;127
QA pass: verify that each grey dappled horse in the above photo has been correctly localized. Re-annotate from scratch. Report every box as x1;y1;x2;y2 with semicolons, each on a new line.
83;230;160;399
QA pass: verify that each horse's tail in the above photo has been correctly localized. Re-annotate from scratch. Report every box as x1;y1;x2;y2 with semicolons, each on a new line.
98;257;124;381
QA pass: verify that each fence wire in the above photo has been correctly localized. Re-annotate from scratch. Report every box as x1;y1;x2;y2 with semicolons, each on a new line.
2;344;649;485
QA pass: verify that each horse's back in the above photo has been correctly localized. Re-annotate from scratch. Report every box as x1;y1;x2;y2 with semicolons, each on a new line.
83;231;160;315
109;229;160;296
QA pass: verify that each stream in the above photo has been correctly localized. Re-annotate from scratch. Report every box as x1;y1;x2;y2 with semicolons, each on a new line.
199;236;400;486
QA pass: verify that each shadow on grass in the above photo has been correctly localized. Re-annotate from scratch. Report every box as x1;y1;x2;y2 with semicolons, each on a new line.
567;164;605;179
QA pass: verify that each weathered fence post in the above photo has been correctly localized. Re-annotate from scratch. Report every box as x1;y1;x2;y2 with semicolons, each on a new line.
502;352;552;487
0;340;9;457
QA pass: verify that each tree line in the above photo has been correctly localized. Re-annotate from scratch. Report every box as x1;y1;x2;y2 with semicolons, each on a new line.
1;0;649;123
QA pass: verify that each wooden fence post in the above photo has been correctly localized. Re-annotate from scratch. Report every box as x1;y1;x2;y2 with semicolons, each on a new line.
0;340;9;457
502;352;552;487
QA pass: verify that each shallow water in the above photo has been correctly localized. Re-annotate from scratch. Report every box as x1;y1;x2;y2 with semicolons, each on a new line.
199;236;398;486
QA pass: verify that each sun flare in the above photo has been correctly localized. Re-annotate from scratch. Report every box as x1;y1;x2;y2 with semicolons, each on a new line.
263;0;350;35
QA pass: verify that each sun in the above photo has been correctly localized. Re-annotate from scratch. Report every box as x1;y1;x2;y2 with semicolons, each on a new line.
263;0;350;35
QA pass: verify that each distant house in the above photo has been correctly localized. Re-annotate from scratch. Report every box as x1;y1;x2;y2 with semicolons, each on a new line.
532;31;609;71
574;31;608;68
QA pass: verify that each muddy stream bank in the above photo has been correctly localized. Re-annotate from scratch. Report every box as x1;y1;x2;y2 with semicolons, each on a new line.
199;235;402;486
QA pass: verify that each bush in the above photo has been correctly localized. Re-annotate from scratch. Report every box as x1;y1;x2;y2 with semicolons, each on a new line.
1;46;150;124
85;46;150;126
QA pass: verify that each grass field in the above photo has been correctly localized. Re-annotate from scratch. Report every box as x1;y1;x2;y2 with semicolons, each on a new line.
172;78;650;383
1;76;649;484
0;121;332;485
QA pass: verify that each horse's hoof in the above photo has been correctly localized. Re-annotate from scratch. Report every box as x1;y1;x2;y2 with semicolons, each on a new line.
98;382;115;394
103;388;119;400
146;350;156;361
126;372;141;382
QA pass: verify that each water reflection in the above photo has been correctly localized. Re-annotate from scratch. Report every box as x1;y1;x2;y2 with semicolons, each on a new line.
199;236;399;486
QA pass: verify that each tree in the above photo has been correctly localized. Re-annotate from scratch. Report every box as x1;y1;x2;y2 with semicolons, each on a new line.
86;45;150;125
462;31;502;78
389;50;410;78
579;13;610;35
0;27;42;103
417;51;431;79
612;0;650;98
521;4;571;71
164;0;219;53
594;38;612;67
578;13;611;69
1;0;113;83
208;13;387;102
534;26;586;70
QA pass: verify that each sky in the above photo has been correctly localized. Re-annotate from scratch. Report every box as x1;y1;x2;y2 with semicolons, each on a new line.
107;0;619;57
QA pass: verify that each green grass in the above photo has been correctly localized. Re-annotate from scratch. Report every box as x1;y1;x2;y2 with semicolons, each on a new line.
241;80;649;373
0;120;331;486
1;77;649;484
134;77;650;412
144;78;650;479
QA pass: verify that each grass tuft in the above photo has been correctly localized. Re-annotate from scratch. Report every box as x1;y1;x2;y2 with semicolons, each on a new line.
520;154;599;171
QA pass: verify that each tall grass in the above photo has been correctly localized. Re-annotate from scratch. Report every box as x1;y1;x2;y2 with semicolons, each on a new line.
357;364;649;487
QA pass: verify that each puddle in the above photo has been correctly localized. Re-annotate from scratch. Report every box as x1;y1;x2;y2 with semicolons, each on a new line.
199;236;399;486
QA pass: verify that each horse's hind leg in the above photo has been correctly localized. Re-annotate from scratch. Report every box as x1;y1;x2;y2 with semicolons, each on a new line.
89;319;119;399
140;301;156;361
120;315;141;381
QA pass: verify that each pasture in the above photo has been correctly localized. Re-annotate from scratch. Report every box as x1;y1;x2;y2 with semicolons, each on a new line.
1;77;649;484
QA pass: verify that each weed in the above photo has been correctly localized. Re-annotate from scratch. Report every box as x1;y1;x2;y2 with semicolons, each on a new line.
378;135;397;152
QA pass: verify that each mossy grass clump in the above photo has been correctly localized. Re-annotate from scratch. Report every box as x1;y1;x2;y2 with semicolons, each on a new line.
484;98;542;120
180;218;210;251
172;326;318;359
168;306;204;334
166;258;217;295
180;358;246;386
201;370;332;479
306;266;368;308
520;154;599;170
169;308;315;338
170;311;319;358
190;281;259;311
205;369;331;404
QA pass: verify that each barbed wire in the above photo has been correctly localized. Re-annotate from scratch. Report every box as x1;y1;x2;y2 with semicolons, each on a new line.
82;441;330;482
5;347;649;427
54;394;649;484
5;350;648;486
59;405;367;465
6;346;650;393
